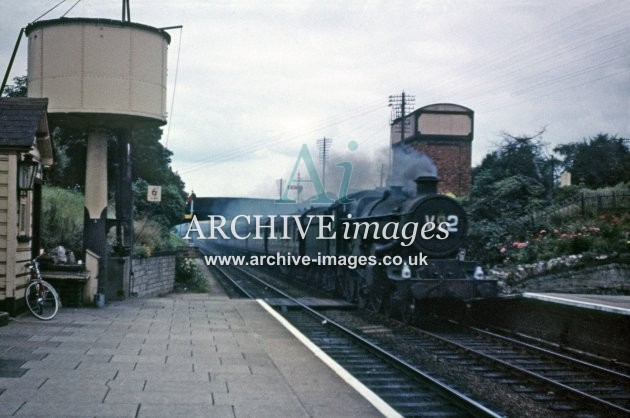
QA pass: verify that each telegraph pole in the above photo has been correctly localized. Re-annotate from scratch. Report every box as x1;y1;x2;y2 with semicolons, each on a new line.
388;91;415;181
317;137;332;195
388;91;415;143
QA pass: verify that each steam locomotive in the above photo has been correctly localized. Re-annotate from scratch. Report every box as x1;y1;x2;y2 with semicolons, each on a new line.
209;174;497;321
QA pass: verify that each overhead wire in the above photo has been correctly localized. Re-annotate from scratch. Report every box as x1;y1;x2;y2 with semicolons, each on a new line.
31;0;67;23
60;0;82;18
177;102;387;175
70;1;630;186
165;26;183;148
421;0;628;99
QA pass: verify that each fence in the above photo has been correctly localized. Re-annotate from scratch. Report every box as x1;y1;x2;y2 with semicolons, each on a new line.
518;189;630;229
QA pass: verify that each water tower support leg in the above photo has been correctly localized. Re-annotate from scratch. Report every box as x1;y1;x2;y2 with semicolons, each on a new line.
112;129;134;298
84;130;109;303
120;130;133;252
114;129;134;254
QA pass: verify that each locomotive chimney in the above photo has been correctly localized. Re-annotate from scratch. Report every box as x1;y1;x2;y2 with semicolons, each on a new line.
415;175;438;195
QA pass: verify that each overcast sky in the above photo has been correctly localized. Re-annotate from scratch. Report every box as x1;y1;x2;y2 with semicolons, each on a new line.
1;0;628;198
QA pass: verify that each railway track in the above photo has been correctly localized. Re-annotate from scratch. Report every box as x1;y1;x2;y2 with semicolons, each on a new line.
209;261;501;418
202;248;629;417
415;323;630;416
328;311;630;417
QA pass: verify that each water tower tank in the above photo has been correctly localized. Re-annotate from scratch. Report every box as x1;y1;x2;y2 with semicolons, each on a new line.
25;18;170;127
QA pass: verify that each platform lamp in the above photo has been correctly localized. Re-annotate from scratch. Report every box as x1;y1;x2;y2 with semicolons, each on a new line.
18;156;39;195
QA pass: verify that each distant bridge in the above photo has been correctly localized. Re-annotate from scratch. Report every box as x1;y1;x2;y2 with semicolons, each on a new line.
183;197;306;220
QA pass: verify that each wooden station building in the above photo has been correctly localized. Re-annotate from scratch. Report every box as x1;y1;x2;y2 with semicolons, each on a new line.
0;98;53;315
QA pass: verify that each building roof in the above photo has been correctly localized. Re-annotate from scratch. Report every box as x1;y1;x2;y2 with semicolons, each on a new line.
0;97;50;149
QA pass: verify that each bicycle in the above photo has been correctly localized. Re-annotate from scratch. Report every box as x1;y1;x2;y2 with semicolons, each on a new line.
24;256;60;320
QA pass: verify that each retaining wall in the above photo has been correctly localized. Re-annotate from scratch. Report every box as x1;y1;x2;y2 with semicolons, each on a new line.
131;252;176;297
505;262;630;294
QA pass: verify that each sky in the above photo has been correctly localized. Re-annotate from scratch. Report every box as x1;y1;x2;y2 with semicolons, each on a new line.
1;0;629;199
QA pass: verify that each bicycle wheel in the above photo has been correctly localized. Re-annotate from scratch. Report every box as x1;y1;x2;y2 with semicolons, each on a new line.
25;280;60;320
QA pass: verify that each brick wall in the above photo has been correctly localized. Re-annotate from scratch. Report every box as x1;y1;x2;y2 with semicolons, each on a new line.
410;140;472;196
131;253;176;297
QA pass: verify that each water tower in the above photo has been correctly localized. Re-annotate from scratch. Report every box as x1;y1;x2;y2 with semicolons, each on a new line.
24;13;171;303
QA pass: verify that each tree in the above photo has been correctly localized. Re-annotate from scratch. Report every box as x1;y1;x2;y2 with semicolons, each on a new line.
554;133;630;188
46;126;187;227
469;130;551;220
466;130;552;263
128;126;186;226
2;75;27;97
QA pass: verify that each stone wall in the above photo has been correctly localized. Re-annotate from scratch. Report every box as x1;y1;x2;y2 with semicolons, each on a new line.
131;252;176;297
504;262;630;294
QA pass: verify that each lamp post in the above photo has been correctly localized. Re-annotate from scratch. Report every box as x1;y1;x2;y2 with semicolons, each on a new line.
18;156;39;194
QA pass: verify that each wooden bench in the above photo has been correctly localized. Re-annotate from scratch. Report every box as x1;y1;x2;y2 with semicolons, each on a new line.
40;267;91;307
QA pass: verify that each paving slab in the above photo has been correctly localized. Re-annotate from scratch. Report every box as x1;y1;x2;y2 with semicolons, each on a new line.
0;292;383;417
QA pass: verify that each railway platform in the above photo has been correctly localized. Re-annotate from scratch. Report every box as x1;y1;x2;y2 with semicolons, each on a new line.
0;268;385;417
522;292;630;316
472;291;630;364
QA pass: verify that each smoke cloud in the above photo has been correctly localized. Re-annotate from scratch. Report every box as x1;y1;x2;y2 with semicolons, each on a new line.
389;144;437;194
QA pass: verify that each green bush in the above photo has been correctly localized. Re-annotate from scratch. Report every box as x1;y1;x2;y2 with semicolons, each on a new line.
175;255;208;292
41;186;83;255
133;221;183;257
494;211;630;265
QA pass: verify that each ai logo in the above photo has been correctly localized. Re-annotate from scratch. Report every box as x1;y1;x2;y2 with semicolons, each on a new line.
275;141;358;205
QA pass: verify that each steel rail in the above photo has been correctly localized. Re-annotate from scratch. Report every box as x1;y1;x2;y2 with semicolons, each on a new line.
469;325;630;382
417;326;630;416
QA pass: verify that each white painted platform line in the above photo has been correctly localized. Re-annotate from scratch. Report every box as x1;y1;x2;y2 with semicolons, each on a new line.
257;299;403;418
523;292;630;316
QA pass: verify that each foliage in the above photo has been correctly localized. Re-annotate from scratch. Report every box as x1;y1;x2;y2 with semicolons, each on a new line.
466;130;552;262
495;212;630;265
43;125;186;227
466;130;630;267
475;129;549;181
175;255;209;293
2;75;27;97
5;74;187;258
36;97;186;255
44;126;87;188
131;127;185;191
133;220;182;257
554;133;630;188
133;179;186;230
45;129;72;186
41;186;84;255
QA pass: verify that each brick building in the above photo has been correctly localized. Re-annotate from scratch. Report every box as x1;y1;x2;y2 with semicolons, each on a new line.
390;103;473;196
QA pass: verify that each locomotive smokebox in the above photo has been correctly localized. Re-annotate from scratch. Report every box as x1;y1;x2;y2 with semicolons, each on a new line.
415;176;438;195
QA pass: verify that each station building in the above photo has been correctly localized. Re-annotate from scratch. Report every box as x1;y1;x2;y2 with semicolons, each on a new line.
0;98;53;314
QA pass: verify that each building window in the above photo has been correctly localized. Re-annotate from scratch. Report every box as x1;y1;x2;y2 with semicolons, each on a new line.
17;156;38;242
17;194;31;241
